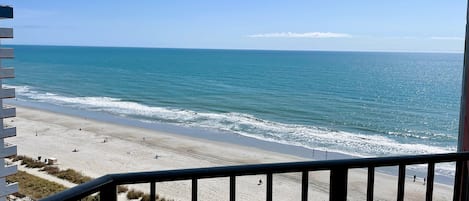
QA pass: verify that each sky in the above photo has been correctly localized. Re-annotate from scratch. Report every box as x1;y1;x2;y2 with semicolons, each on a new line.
1;1;467;52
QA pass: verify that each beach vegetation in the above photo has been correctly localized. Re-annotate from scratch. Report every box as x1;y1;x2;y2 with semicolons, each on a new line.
39;165;92;184
13;155;47;168
81;195;100;201
6;171;67;200
141;194;152;201
127;189;175;201
117;185;129;193
140;193;174;201
14;155;92;184
52;168;92;184
14;155;93;184
42;166;60;174
127;189;144;199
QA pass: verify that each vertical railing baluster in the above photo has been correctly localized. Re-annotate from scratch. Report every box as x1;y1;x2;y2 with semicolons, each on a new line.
192;178;198;201
367;166;375;201
397;164;406;201
266;173;273;201
330;168;348;201
426;162;435;201
454;160;462;201
150;181;156;201
230;176;236;201
100;183;117;201
302;171;308;201
453;160;468;201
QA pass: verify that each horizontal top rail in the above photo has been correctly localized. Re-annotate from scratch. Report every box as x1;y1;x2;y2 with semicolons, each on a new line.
41;152;469;201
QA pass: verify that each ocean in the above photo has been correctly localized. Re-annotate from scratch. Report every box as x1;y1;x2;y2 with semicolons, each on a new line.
3;45;462;160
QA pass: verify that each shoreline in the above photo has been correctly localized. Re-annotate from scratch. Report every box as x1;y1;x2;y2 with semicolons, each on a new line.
7;99;351;160
6;99;456;184
5;102;456;200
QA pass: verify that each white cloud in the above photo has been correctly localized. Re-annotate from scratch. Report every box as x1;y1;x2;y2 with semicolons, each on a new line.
430;36;464;41
247;32;352;39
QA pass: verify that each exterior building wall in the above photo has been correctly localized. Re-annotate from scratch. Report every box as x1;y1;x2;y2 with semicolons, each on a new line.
0;5;17;201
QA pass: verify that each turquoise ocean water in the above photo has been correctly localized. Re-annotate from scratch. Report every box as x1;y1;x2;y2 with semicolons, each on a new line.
3;45;462;161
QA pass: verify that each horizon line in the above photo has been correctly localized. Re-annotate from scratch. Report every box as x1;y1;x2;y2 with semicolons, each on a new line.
3;43;463;54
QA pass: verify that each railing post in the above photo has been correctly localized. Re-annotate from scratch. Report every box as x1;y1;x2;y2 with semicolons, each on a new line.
301;171;308;201
330;167;348;201
150;181;156;201
100;183;117;201
367;166;375;201
426;162;435;201
192;178;198;201
230;176;236;201
266;173;273;201
457;0;469;201
397;164;406;201
455;160;468;201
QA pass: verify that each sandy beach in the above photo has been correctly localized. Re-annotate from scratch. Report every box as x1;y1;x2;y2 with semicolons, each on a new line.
5;106;454;201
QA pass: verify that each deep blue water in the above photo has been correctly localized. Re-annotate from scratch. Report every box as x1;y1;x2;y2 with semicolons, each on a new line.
3;45;463;159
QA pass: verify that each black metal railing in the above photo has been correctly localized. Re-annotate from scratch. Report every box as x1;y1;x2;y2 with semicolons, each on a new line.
40;152;469;201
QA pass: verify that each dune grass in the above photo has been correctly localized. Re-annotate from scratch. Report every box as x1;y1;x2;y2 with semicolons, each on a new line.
13;155;92;184
12;155;47;168
6;171;66;200
126;189;174;201
50;168;93;184
117;185;129;193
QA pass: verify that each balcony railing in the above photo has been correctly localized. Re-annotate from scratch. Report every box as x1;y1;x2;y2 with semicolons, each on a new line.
40;152;469;201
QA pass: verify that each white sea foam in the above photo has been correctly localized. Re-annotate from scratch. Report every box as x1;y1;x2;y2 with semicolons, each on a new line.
8;84;457;173
12;85;32;94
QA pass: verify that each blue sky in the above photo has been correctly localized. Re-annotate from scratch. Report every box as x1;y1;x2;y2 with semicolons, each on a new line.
2;1;467;52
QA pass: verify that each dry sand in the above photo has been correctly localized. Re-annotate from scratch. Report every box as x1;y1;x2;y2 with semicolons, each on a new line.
5;106;454;201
